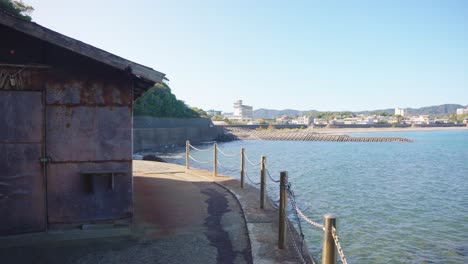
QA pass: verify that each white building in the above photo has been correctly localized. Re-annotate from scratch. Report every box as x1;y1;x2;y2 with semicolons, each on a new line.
409;115;431;125
292;115;314;125
456;108;468;115
395;108;406;116
229;100;253;122
275;116;290;124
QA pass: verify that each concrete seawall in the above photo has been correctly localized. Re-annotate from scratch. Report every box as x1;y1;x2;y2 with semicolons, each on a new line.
133;117;221;152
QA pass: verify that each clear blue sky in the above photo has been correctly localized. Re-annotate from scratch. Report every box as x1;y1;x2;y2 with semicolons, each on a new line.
29;0;468;112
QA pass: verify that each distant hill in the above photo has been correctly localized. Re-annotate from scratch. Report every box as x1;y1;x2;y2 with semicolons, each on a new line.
253;104;466;118
406;104;466;116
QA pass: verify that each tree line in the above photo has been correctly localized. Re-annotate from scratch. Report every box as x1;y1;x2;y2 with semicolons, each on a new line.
134;82;207;118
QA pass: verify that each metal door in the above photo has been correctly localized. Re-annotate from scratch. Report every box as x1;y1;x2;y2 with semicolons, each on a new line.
0;91;46;235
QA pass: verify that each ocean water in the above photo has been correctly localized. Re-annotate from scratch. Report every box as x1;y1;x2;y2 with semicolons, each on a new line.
157;130;468;263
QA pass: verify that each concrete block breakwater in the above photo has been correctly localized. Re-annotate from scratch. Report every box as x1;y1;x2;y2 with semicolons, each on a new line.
226;128;413;143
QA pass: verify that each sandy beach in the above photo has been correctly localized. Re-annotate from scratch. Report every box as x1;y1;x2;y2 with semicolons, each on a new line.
310;126;468;135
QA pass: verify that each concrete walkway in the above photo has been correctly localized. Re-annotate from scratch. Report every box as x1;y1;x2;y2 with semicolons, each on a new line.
132;161;252;263
0;161;313;263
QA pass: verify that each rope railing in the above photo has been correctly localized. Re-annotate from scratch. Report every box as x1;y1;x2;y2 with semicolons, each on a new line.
245;171;261;185
286;185;306;253
217;147;238;157
184;140;349;264
216;159;240;174
332;227;348;264
244;152;261;167
188;143;214;152
266;168;281;183
188;155;211;164
288;181;349;264
295;205;325;230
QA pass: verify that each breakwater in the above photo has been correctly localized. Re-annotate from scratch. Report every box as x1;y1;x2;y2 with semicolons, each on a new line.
225;127;413;143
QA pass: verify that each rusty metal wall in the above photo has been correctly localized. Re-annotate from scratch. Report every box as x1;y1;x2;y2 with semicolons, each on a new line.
2;24;136;229
45;70;134;224
0;91;46;235
47;162;132;223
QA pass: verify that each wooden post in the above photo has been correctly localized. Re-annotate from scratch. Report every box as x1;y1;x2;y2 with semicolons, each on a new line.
278;171;288;249
213;143;217;177
322;213;337;264
260;155;266;209
185;140;190;170
240;148;245;188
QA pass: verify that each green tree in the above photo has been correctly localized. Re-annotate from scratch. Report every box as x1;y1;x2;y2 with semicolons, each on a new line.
0;0;34;21
372;111;392;117
134;82;201;118
257;119;268;125
211;115;223;121
395;115;404;124
191;107;208;118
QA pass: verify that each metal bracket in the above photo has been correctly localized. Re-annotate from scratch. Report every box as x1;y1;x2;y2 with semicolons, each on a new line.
39;156;51;163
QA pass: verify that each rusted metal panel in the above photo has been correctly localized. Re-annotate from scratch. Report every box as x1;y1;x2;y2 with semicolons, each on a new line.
0;91;45;235
47;162;132;223
44;75;134;224
46;106;132;162
2;22;147;229
45;76;133;106
0;91;43;142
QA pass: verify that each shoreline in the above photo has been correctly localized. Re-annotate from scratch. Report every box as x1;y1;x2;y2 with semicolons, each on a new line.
310;126;468;135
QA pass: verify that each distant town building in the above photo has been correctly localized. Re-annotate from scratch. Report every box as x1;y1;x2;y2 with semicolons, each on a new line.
275;116;291;124
228;100;253;122
206;109;222;117
409;115;431;125
456;107;468;115
292;115;314;125
395;108;406;116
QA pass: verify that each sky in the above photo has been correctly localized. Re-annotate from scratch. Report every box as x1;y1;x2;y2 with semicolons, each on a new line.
28;0;468;112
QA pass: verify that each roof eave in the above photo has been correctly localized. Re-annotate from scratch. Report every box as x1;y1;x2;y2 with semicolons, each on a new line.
0;12;165;84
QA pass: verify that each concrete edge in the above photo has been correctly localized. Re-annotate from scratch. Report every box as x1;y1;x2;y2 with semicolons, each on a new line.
185;168;316;264
211;181;255;263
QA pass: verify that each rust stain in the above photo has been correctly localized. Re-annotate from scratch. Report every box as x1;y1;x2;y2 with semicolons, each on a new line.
79;79;92;105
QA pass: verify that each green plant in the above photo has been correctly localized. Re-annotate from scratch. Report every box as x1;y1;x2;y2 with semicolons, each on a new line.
0;0;34;21
134;82;201;118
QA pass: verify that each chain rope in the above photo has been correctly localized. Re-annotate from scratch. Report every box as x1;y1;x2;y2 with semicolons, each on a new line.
187;144;348;264
294;206;325;231
286;184;307;261
188;155;211;164
265;168;281;183
244;171;261;185
216;159;240;174
216;147;238;157
332;227;348;264
188;143;214;152
244;152;261;167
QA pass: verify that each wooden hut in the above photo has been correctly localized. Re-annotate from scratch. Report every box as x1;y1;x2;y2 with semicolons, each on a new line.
0;12;165;235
